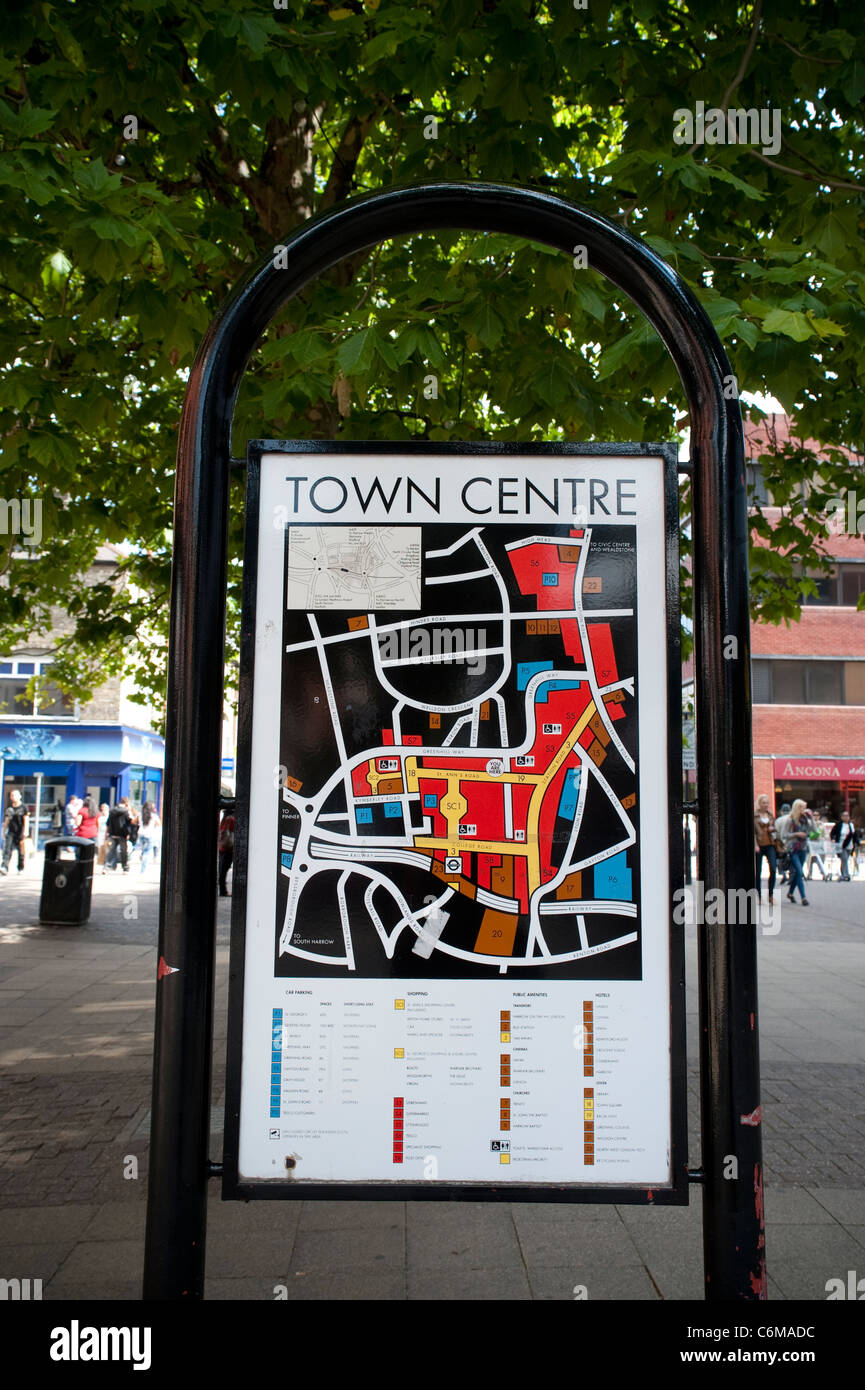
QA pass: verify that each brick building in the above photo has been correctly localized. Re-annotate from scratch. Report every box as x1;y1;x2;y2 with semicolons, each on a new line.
0;545;164;844
746;415;865;821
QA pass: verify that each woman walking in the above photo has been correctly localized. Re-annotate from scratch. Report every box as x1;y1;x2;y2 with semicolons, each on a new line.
138;802;162;874
74;796;99;842
784;799;813;906
96;803;110;871
754;794;778;905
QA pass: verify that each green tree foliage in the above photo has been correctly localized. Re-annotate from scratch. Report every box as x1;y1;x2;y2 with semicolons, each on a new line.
1;0;862;713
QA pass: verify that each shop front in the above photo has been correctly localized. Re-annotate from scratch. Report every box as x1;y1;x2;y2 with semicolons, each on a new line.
0;723;164;848
772;757;865;822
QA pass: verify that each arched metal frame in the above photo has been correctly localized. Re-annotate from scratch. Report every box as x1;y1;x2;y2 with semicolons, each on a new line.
143;181;764;1301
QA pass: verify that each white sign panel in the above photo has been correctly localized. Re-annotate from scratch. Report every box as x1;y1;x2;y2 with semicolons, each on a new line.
227;447;681;1193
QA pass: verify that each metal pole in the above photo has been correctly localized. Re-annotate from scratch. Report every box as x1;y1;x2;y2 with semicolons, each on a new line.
34;771;42;854
143;181;763;1299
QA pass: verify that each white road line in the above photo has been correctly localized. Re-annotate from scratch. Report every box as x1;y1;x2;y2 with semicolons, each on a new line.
283;608;631;654
336;871;356;972
442;714;472;747
476;887;520;913
469;702;480;745
419;930;638;972
425;529;481;559
425;568;492;585
540;899;638;917
503;781;514;839
493;693;508;744
380;646;504;668
505;534;586;551
577;914;589;950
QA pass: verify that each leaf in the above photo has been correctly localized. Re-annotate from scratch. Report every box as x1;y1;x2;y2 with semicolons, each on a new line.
337;328;376;374
90;215;142;246
0;100;57;137
50;18;86;71
761;308;814;342
376;335;399;370
816;211;852;264
805;312;845;339
329;8;354;18
240;16;271;55
574;282;606;322
838;56;865;105
534;357;573;407
463;298;504;348
363;33;399;63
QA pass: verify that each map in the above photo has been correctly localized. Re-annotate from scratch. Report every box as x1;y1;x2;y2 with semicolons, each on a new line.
287;524;422;611
274;521;641;980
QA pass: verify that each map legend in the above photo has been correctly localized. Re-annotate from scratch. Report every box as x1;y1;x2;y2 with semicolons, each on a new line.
584;1086;595;1165
270;1009;282;1119
393;1096;403;1164
500;1097;511;1131
500;1010;510;1043
583;1000;594;1078
500;1052;511;1087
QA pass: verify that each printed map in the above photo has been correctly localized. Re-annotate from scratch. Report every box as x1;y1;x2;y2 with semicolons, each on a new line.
275;522;641;980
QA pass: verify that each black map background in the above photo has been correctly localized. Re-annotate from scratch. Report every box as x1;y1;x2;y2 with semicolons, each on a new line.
274;522;643;981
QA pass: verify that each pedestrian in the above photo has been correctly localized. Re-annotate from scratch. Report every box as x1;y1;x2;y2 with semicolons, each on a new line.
0;790;29;875
105;798;133;873
64;795;83;835
138;802;161;874
831;810;859;882
51;799;63;832
774;801;792;884
127;802;140;862
805;812;830;881
784;798;812;906
753;794;778;905
96;803;110;870
74;796;99;841
218;809;235;897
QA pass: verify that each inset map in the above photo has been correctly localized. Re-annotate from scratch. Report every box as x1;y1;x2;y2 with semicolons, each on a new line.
287;525;421;611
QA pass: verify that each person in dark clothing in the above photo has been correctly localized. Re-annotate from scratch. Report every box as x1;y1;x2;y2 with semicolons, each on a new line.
1;791;29;874
106;798;133;872
831;811;860;881
218;812;235;897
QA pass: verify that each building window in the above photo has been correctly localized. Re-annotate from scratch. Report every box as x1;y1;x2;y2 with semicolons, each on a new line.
840;565;865;607
746;462;771;507
0;660;75;717
752;659;849;705
801;563;865;607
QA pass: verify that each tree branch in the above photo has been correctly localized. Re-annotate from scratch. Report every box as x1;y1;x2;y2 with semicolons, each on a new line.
748;150;862;193
688;0;763;155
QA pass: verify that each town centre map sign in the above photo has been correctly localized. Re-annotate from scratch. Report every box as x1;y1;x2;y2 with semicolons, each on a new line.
223;442;686;1201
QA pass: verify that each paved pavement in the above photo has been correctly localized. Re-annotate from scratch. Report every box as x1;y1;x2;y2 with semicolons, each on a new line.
1;851;864;1301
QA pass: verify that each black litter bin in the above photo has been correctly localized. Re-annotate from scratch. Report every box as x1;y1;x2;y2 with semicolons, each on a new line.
39;837;96;925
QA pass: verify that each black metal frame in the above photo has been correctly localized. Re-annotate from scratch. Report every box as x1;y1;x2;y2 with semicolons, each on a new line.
221;439;686;1205
143;181;764;1301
